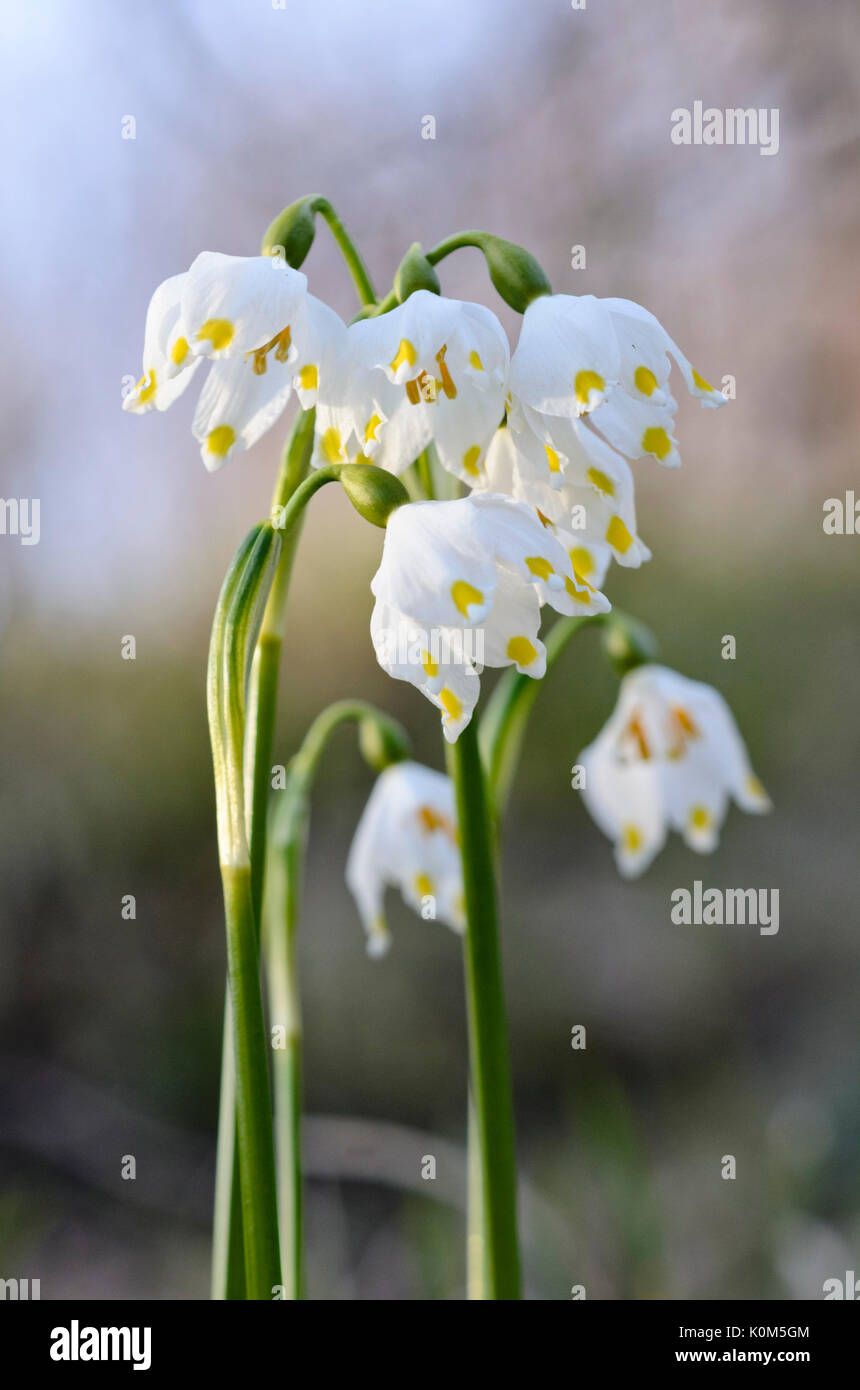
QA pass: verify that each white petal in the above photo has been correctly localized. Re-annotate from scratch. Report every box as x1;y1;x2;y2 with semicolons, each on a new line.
509;294;620;418
123;273;201;413
192;355;292;471
181;251;307;359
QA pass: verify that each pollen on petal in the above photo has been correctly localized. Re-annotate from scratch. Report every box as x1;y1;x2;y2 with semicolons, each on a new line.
525;556;554;581
321;427;344;463
692;368;714;393
634;365;658;396
587;466;615;497
207;425;236;458
451;580;484;618
641;426;672;460
197;318;234;351
507;635;537;666
440;686;463;721
170;337;189;366
390;338;417;373
606;516;634;553
298;364;318;391
462;445;482;476
574;370;605;410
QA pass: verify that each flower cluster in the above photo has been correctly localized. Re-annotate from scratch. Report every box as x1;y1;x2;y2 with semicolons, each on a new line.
126;250;726;741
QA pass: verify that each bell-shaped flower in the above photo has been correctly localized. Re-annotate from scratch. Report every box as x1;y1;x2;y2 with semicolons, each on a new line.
509;294;726;471
124;252;344;470
346;760;464;956
313;289;509;484
577;664;771;877
370;492;610;741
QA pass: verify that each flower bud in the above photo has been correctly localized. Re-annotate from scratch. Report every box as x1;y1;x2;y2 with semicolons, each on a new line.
261;195;317;268
602;612;659;677
477;233;552;314
358;714;411;774
394;242;441;303
339;464;410;528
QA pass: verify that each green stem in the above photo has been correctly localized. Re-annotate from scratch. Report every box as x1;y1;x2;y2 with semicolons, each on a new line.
313;197;377;307
211;991;246;1299
222;864;281;1300
447;718;521;1299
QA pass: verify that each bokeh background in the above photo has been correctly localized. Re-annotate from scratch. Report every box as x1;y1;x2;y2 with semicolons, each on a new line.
1;0;858;1300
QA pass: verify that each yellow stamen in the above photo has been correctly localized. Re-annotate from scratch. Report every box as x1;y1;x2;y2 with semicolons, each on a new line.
627;715;650;759
436;345;457;399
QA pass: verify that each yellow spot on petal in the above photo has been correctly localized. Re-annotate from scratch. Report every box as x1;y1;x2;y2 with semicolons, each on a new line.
414;873;435;898
569;546;594;578
137;369;157;405
463;445;482;476
507;635;537;666
574;370;605;409
565;574;592;602
525;555;554;581
545;445;561;474
321;427;344;463
622;824;643;852
469;350;484;371
298;364;318;391
641;426;672;460
364;413;382;443
746;774;768;800
692;368;714;393
207;425;236;458
689;805;711;830
634;365;658;396
422;649;438;678
606;515;634;553
587;466;615;497
197;318;234;351
440;686;463;721
170;337;189;366
390;338;417;373
451;579;484;617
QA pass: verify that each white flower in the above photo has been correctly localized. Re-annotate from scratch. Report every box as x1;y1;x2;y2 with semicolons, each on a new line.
124;252;344;471
577;664;771;877
313;290;509;484
475;420;651;588
370;492;610;741
346;760;464;956
509;294;726;471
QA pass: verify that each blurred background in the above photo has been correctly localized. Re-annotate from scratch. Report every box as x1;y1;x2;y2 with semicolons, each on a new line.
1;0;858;1300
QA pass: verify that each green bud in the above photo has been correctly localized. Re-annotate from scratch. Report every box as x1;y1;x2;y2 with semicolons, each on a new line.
602;612;659;677
339;464;410;528
477;233;552;314
261;195;317;268
394;242;441;302
358;714;411;774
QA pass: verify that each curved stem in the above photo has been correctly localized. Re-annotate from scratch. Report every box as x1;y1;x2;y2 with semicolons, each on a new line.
447;719;521;1299
264;700;408;1298
312;197;377;308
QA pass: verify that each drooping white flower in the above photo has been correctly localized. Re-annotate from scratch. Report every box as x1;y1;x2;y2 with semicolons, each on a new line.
370;492;610;741
509;294;726;472
577;664;771;877
475;420;651;592
346;760;463;956
313;289;509;484
124;252;344;470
